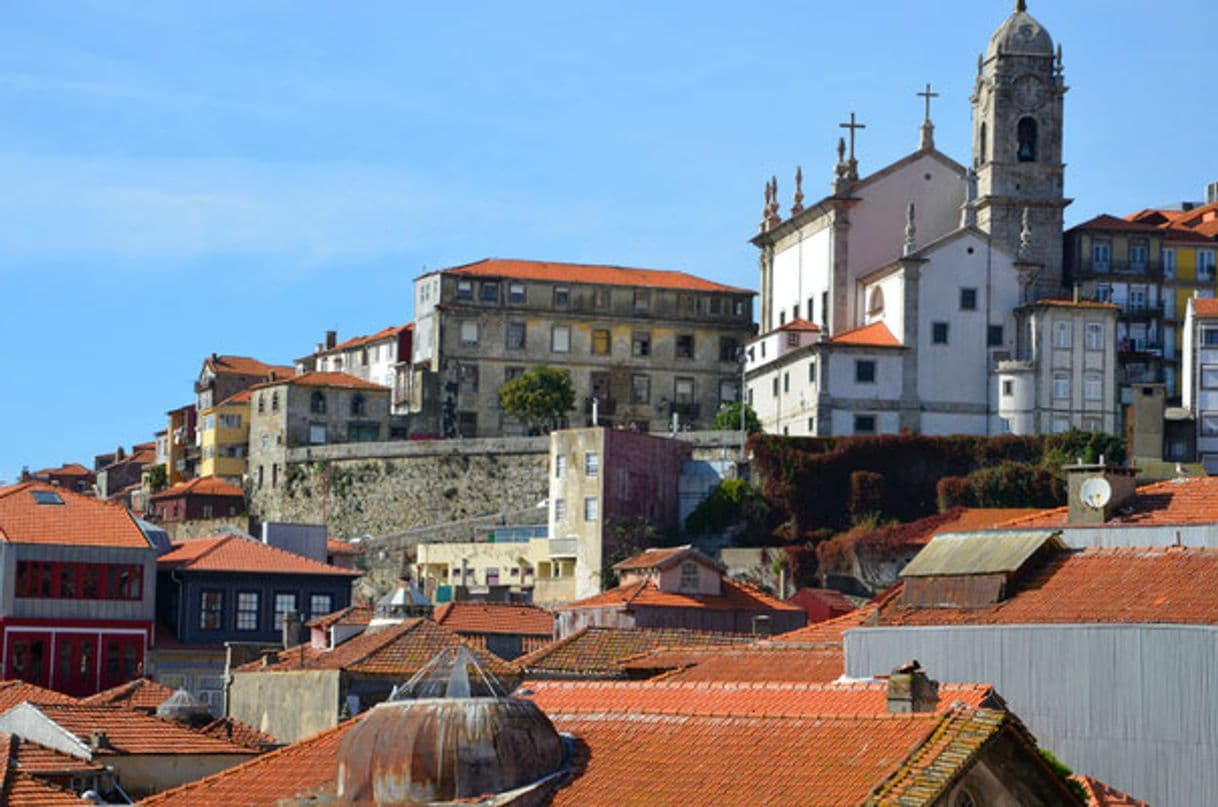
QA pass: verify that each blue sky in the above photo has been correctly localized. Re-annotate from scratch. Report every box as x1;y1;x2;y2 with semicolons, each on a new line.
1;1;1212;480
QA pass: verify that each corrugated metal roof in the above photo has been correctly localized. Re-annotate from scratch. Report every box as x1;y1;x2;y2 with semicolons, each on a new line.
900;531;1062;577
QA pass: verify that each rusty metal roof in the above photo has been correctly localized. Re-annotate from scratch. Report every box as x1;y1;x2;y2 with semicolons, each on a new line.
900;531;1063;578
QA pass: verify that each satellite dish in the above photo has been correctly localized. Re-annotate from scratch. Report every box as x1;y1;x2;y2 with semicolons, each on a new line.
1080;477;1112;510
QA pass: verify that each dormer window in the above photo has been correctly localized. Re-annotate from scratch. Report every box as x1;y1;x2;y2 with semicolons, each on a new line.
679;562;699;593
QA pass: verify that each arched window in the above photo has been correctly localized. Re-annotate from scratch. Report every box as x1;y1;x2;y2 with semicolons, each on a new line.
979;122;987;164
868;287;885;318
351;393;366;417
310;391;326;414
1017;117;1038;162
271;391;280;412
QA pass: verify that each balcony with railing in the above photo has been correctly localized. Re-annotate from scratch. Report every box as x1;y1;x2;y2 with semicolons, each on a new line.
1080;260;1162;278
1121;302;1164;319
1118;339;1164;358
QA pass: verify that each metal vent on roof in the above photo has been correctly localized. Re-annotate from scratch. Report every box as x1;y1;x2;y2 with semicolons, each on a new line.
30;490;64;506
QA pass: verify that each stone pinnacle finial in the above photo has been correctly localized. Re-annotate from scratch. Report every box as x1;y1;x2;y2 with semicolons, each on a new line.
960;169;978;228
1055;43;1064;74
836;137;847;164
1018;207;1033;261
903;202;917;257
1016;0;1027;12
791;166;805;216
759;179;773;232
977;53;983;75
766;176;782;228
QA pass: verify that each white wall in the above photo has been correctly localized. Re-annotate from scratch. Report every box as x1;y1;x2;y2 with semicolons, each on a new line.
770;225;832;330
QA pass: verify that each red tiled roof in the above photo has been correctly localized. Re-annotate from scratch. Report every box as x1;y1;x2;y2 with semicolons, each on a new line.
433;602;553;637
1069;214;1162;234
306;603;374;630
997;475;1218;529
234;618;516;679
325;538;361;556
830;321;902;347
523;679;996;717
774;601;882;643
0;735;85;807
776;317;821;333
1162;226;1216;244
33;463;93;478
1192;297;1218;317
216;389;252;407
612;545;719;572
0;482;150;549
619;643;846;683
439;258;755;295
31;704;254;755
1073;774;1150;806
517;626;754;677
148;477;245;500
317;324;411;357
158;535;361;577
879;546;1218;627
11;736;105;775
204;355;294;380
787;587;856;614
250;371;389;392
199;717;279;751
0;681;77;713
79;678;174;711
556;575;802;613
141;718;361;807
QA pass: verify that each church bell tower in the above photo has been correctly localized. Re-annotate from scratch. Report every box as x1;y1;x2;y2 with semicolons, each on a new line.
971;1;1068;295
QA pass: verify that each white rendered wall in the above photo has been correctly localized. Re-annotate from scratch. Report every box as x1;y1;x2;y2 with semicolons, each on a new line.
770;226;832;329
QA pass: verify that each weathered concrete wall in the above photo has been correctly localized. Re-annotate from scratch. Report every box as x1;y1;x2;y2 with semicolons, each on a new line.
160;516;251;542
112;753;256;800
229;668;340;744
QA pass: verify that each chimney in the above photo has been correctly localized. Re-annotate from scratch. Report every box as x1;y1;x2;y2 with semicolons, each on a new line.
325;330;338;350
282;610;302;650
1064;461;1140;525
89;730;111;751
887;660;939;714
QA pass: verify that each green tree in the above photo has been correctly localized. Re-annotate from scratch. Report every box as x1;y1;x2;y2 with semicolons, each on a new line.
144;464;167;492
498;365;575;434
713;401;762;434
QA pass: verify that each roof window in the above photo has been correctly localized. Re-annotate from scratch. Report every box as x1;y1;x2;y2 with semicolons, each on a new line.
31;490;64;505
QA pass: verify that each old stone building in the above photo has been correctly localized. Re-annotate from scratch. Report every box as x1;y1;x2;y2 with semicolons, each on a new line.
408;258;755;437
247;372;393;514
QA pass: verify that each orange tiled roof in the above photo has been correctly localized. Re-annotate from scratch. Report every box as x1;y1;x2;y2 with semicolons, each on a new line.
216;389;253;407
1192;297;1218;317
0;735;85;807
619;643;846;684
997;475;1218;529
199;717;279;750
517;626;754;677
306;603;374;630
204;355;294;380
325;538;361;556
439;258;754;295
522;679;996;716
1068;214;1162;234
31;704;254;755
0;681;77;713
250;371;389;392
433;601;553;637
148;476;245;500
0;482;150;549
11;736;105;775
774;601;882;643
878;546;1218;627
318;323;411;356
234;618;516;678
33;463;93;478
140;718;361;807
612;545;710;572
556;575;802;613
829;321;902;347
79;678;175;711
776;317;821;333
787;587;856;614
1073;774;1150;806
158;535;361;577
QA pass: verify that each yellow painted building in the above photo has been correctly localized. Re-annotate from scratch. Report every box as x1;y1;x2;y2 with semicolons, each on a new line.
198;390;251;485
415;527;577;607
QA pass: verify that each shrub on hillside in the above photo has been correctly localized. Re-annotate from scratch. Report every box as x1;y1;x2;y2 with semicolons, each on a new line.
684;478;777;544
936;461;1063;510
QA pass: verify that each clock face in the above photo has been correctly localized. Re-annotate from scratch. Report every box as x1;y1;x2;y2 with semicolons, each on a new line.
1013;75;1045;111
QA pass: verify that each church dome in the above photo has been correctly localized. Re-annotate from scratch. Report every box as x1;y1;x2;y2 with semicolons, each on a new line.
985;2;1053;59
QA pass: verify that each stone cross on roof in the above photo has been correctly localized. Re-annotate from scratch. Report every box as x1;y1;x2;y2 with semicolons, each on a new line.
838;112;866;181
917;83;939;149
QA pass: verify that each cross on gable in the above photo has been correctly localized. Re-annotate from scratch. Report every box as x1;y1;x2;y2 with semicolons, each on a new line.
917;83;940;122
838;112;866;160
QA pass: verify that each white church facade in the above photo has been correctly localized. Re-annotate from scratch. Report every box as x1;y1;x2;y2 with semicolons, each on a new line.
745;1;1118;438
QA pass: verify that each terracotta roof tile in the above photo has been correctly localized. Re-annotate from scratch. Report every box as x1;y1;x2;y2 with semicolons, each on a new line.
140;718;360;807
1192;297;1218;317
1073;774;1151;806
787;587;856;614
204;355;294;380
0;482;150;549
774;601;883;643
619;643;846;683
776;317;821;333
250;371;389;392
306;603;374;630
198;717;279;751
556;576;802;613
0;681;77;713
612;545;712;572
33;464;93;478
518;626;754;677
1069;214;1162;234
4;768;85;806
432;602;553;637
879;546;1218;627
148;477;245;500
215;389;252;406
31;705;254;755
79;678;175;711
830;321;903;347
12;737;105;775
158;535;361;577
317;323;411;356
234;618;516;679
997;475;1218;529
325;538;361;556
439;258;754;295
